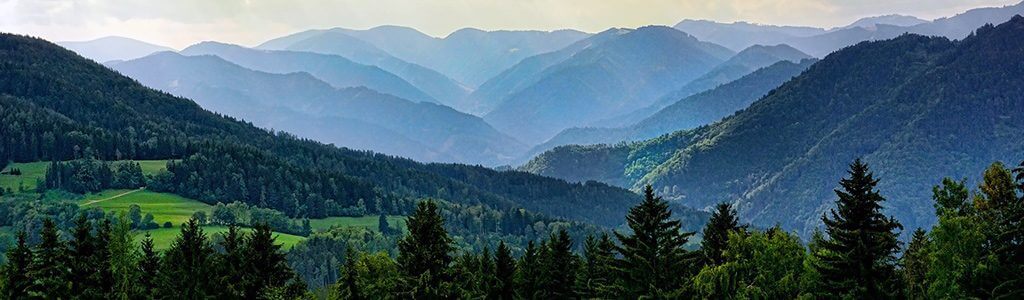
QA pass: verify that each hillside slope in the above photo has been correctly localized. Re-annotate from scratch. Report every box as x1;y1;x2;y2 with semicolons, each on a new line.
525;17;1024;235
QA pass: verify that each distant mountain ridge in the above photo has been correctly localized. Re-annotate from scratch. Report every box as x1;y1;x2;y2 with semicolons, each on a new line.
524;16;1024;236
59;36;175;63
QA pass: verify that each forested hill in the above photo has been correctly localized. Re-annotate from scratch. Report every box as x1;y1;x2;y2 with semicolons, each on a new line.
0;33;671;228
525;16;1024;235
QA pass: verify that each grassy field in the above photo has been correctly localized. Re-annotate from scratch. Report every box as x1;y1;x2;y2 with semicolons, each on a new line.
78;189;212;226
309;215;406;233
0;160;170;194
142;225;305;251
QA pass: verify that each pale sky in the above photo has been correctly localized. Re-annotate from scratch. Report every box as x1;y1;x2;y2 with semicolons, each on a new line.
0;0;1020;49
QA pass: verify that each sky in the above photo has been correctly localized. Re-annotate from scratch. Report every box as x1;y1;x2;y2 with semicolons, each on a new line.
0;0;1020;49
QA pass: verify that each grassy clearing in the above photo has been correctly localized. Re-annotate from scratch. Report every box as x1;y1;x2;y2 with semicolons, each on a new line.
308;216;406;233
78;189;212;226
0;160;169;194
140;225;305;251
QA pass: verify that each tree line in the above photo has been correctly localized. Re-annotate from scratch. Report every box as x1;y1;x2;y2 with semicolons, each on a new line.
332;159;1023;299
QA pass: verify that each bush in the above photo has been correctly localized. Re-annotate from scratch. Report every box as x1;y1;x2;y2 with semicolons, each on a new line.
163;221;173;228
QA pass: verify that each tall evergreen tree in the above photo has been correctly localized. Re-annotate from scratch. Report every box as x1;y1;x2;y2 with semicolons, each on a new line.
514;241;541;299
27;219;71;298
701;202;743;266
91;218;114;296
108;213;139;300
614;185;695;298
338;245;363;300
813;159;902;299
68;214;99;297
218;224;246;299
242;223;299;298
987;162;1024;298
137;233;160;299
478;247;497;298
494;241;516;300
159;217;217;299
397;200;454;299
1;230;33;299
378;213;393;235
901;228;930;300
539;229;579;298
577;234;616;298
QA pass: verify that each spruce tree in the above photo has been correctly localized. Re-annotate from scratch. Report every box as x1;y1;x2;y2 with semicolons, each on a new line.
614;185;695;298
378;213;393;235
338;245;363;300
109;213;139;300
27;219;71;298
160;217;216;299
242;223;297;299
91;218;114;296
813;159;902;299
478;247;497;298
397;200;453;298
701;202;743;266
539;229;578;298
1;230;33;299
494;241;516;300
577;234;616;298
218;224;246;299
68;214;98;296
138;233;160;299
988;161;1024;298
901;228;930;300
514;241;541;299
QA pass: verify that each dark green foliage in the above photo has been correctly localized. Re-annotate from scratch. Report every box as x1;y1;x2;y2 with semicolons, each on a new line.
338;246;362;300
397;200;454;298
614;185;695;298
159;217;217;298
494;241;516;299
901;228;930;299
138;233;160;299
27;219;71;298
537;229;579;299
514;241;542;298
377;213;394;235
68;214;101;297
217;224;246;299
577;234;616;298
813;159;902;299
42;159;146;193
0;231;32;299
242;223;304;298
701;202;744;266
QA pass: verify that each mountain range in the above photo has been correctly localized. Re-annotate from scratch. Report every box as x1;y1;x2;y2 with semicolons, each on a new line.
58;36;174;63
524;16;1024;236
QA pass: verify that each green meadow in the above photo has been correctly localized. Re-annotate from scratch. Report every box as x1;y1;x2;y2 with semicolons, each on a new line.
0;160;170;194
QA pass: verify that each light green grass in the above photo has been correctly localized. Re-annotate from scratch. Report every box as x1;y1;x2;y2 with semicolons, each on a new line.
0;161;49;193
139;226;305;251
79;189;212;226
0;160;169;195
308;216;406;233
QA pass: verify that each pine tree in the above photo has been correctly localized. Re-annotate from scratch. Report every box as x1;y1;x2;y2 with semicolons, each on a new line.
701;202;743;266
218;224;246;299
614;185;695;298
91;218;114;296
138;233;160;299
160;217;217;299
242;223;298;298
338;245;363;300
901;228;930;300
378;213;393;235
577;234;617;298
68;214;99;296
109;213;139;300
494;241;516;300
27;219;71;298
813;159;902;299
539;229;578;298
478;247;497;298
1;230;33;299
514;241;541;299
397;200;454;298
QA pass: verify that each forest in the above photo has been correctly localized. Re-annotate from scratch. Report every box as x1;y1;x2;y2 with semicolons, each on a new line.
2;159;1021;299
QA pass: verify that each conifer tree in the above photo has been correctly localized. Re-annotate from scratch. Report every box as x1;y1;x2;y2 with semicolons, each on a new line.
68;214;98;296
27;219;71;298
91;218;114;296
242;223;298;298
901;228;930;300
813;159;902;299
1;230;33;299
539;229;578;298
478;247;497;298
338;245;363;300
514;241;541;299
701;202;743;266
577;234;616;298
614;185;695;298
397;200;454;298
378;213;393;235
218;224;246;299
109;213;139;300
160;217;216;299
494;241;516;300
138;233;160;299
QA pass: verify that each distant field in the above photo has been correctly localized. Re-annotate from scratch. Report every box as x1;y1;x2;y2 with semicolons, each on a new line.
0;160;169;194
309;215;406;233
78;189;212;226
142;225;305;251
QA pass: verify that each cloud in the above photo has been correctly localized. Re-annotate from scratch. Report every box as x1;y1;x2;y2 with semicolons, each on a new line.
0;0;1018;48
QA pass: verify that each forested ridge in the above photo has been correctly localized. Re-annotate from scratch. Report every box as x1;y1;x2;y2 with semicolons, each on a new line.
526;16;1024;236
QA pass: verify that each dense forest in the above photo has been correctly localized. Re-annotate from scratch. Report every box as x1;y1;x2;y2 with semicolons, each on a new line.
3;159;1021;298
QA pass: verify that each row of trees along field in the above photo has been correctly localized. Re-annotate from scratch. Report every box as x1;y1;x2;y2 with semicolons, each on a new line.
2;159;1022;299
